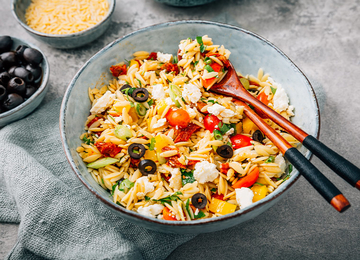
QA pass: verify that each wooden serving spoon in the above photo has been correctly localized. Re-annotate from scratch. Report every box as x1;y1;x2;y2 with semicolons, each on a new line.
210;62;360;190
233;99;350;212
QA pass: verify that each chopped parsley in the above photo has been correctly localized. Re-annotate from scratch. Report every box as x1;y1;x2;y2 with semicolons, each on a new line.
196;36;206;53
82;136;94;145
218;122;235;135
108;115;115;122
194;60;199;66
136;79;142;87
153;191;183;204
173;56;178;64
147;99;154;106
145;196;151;201
254;182;265;186
180;169;196;186
204;56;212;65
270;86;277;95
111;184;117;195
194;210;206;219
265;156;275;163
211;188;217;192
288;164;293;173
149;138;156;151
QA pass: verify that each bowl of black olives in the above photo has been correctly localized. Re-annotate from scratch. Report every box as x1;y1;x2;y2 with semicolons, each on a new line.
0;35;49;127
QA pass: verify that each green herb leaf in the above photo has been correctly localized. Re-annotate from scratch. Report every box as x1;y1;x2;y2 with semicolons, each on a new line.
194;210;206;219
147;99;154;106
180;169;196;186
200;97;207;103
271;86;277;95
111;184;117;195
207;99;216;104
108;115;115;122
213;129;223;141
173;56;178;64
211;188;217;192
196;36;203;45
149;138;156;151
204;65;214;72
227;141;232;146
153;191;183;204
200;44;206;53
218;122;232;135
265;156;275;163
145;196;151;201
204;56;212;65
254;182;265;186
82;136;94;145
288;164;293;173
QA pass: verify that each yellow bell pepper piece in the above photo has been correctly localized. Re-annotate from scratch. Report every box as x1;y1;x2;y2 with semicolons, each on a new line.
113;101;131;114
242;116;258;134
129;59;139;68
144;150;157;161
128;107;138;123
209;198;237;215
256;177;268;185
154;134;172;151
251;185;268;202
156;99;167;116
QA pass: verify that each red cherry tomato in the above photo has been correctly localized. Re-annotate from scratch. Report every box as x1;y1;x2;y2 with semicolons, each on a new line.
212;193;224;200
163;207;177;221
204;114;221;132
230;134;252;149
257;92;269;105
232;166;259;189
166;108;191;128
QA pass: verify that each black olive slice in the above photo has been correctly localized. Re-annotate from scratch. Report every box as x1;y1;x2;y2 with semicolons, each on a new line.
131;88;149;102
128;143;146;159
216;145;234;158
191;193;207;209
252;130;264;143
138;159;157;175
2;93;24;110
120;84;132;93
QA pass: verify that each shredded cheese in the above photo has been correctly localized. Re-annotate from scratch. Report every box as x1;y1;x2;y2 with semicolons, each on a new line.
25;0;109;35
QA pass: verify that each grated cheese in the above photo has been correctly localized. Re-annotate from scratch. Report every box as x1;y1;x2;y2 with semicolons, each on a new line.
25;0;109;35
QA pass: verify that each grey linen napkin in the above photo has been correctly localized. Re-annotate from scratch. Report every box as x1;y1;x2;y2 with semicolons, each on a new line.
0;98;196;260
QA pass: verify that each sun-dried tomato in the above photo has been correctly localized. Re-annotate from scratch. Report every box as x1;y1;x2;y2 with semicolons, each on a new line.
212;193;225;200
220;163;230;174
173;123;200;143
130;158;140;167
162;147;185;168
110;64;127;77
147;52;157;60
87;117;100;128
205;52;230;68
161;62;179;75
161;173;171;182
95;142;121;158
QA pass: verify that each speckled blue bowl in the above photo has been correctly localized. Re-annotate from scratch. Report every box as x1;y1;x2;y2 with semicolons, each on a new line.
12;0;115;49
0;37;49;127
60;21;320;234
154;0;216;6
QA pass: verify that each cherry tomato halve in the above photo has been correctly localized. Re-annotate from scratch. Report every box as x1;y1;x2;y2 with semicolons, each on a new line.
230;134;252;149
163;207;177;221
109;64;127;77
257;92;269;105
166;108;191;128
204;114;221;133
202;62;223;88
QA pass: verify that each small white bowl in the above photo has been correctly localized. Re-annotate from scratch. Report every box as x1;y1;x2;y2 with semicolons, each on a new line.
0;37;49;127
12;0;115;49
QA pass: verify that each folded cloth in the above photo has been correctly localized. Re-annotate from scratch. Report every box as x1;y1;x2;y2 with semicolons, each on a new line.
0;98;196;260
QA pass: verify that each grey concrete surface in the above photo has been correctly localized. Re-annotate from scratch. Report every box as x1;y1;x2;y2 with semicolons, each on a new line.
1;0;360;259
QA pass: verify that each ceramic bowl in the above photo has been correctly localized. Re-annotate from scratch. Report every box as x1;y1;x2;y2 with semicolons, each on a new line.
0;36;49;127
154;0;216;6
11;0;115;49
60;21;320;234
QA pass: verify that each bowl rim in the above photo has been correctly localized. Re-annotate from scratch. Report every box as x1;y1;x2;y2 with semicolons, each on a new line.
60;20;321;227
11;0;116;39
0;36;50;120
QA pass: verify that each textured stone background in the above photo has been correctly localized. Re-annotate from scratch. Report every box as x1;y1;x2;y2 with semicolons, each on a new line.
1;0;360;259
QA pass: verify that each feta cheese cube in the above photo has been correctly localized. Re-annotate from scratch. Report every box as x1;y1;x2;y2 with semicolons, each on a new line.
235;187;254;210
182;83;202;103
157;52;173;63
138;204;165;218
194;161;219;184
90;91;116;114
152;84;166;100
207;103;225;116
169;168;182;191
275;154;286;176
220;108;235;118
136;176;155;198
153;118;167;129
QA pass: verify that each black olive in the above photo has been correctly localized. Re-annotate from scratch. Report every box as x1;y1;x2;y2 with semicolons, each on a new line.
0;71;10;85
0;85;7;102
132;88;149;102
216;145;234;158
7;77;26;95
191;193;207;209
252;130;264;143
2;93;24;111
14;67;33;83
128;143;146;159
23;48;43;65
0;36;13;54
25;64;42;80
8;65;17;76
138;159;157;175
15;45;28;58
25;85;37;98
120;84;131;93
0;52;18;69
0;58;4;71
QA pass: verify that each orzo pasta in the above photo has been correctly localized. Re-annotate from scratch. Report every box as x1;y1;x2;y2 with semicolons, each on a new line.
78;35;297;221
